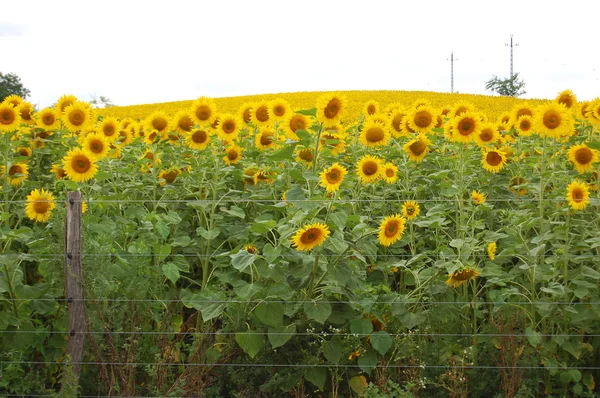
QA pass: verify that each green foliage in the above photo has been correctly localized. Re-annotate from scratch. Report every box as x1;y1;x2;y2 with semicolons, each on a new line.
0;72;30;102
485;72;526;97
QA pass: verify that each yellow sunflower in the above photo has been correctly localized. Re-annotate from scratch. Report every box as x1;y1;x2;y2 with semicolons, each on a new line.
25;188;56;223
62;102;91;133
2;94;23;108
407;105;436;134
319;131;346;155
18;102;34;124
172;110;194;134
587;98;600;122
555;89;577;109
62;148;98;182
116;126;134;147
509;102;534;126
363;100;379;116
532;102;574;139
0;102;22;132
568;143;598;174
55;94;78;114
291;222;330;251
446;266;480;288
190;97;217;126
5;163;29;186
296;148;314;164
158;168;182;186
497;112;512;131
566;180;590;211
216;113;242;141
268;98;291;122
471;190;486;205
255;128;278;151
450;111;482;143
81;132;110;160
282;113;310;140
319;163;348;193
377;214;406;246
450;101;475;118
359;120;390;147
482;148;507;173
250;102;271;128
15;147;31;158
186;129;211;150
508;176;527;196
316;92;347;127
474;123;500;147
388;109;407;138
254;170;277;185
382;162;398;184
238;102;254;125
243;244;258;254
401;200;420;220
356;155;383;184
144;112;170;137
515;115;534;137
36;108;59;130
403;133;431;163
487;242;497;261
50;164;66;179
400;115;417;135
223;144;243;165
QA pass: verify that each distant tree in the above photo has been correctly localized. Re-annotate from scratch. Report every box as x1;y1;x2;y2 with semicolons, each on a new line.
485;73;526;97
90;94;114;108
0;72;31;102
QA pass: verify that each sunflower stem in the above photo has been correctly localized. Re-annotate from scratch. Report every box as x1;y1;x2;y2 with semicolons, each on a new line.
312;123;324;172
307;254;320;299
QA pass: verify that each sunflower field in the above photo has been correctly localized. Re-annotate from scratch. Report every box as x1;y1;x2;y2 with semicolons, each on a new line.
1;90;600;397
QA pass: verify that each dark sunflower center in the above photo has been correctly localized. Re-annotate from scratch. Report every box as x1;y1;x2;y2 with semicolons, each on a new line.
164;171;177;183
298;149;313;161
454;107;467;116
392;114;404;131
152;118;167;132
256;106;269;122
362;161;378;176
409;140;426;156
572;188;583;202
290;116;306;132
192;130;208;143
517;109;532;118
196;105;211;121
324;99;340;119
385;222;398;237
260;132;275;146
558;96;573;108
479;129;493;142
414;111;432;128
575;148;592;164
223;121;235;134
73;156;91;173
458;118;475;135
326;170;341;184
520;120;531;130
385;168;394;177
365;127;384;142
367;105;376;115
178;117;192;131
243;108;252;123
43;115;55;125
90;141;103;153
9;165;23;175
543;111;561;129
406;206;415;215
274;105;285;116
69;110;85;125
302;231;317;243
227;149;238;160
33;200;50;214
486;151;502;166
1;110;14;124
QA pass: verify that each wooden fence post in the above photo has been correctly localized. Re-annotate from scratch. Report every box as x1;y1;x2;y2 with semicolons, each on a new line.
62;191;86;392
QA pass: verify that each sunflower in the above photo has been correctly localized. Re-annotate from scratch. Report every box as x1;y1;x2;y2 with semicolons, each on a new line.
25;188;56;223
116;126;134;147
2;94;23;108
142;129;162;145
474;123;500;147
50;164;66;179
238;102;254;124
532;102;574;139
382;162;398;184
403;133;431;163
186;129;211;150
508;176;527;196
497;112;512;131
223;144;243;165
62;148;98;182
319;131;346;155
34;107;58;130
81;132;110;159
17;102;34;124
0;102;22;132
401;200;420;220
55;94;78;113
5;163;29;186
568;143;598;174
450;111;482;143
513;115;533;137
400;115;417;135
158;168;182;186
216;113;242;142
388;109;407;138
243;167;259;187
509;102;534;126
268;98;290;122
291;222;330;251
108;143;122;159
446;266;480;288
144;112;170;137
319;163;348;193
190;97;217;126
281;113;310;140
378;214;406;246
566;180;590;211
171;110;194;134
363;100;379;116
296;148;314;164
316;92;347;127
487;242;497;261
471;190;486;205
556;89;577;109
243;244;258;254
450;101;475;118
62;102;91;133
587;98;600;122
482;148;507;173
250;102;271;128
359;120;390;147
253;170;277;185
16;146;32;158
356;155;383;184
407;105;436;133
255;128;278;151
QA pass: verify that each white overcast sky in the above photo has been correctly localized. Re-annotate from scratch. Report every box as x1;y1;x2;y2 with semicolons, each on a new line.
2;0;599;108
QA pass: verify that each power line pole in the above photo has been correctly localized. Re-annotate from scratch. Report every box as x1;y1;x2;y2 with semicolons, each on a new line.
505;34;519;78
447;52;458;93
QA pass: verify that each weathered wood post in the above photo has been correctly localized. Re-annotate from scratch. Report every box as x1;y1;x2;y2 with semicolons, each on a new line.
61;191;86;392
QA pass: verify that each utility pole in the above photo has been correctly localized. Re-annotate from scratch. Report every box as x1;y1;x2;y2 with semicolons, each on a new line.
447;52;458;93
505;34;519;78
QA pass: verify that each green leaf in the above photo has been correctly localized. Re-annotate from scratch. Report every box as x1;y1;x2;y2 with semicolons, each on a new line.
303;301;331;324
155;220;170;240
268;143;297;162
285;185;305;202
231;250;256;272
268;324;296;348
370;331;393;355
164;211;182;225
569;369;582;383
197;227;221;240
162;262;180;284
304;367;326;390
585;141;600;150
296;108;317;117
322;338;342;364
350;319;373;336
349;376;368;394
357;349;378;374
327;232;348;254
255;302;284;328
180;289;226;322
171;236;191;247
152;243;171;264
235;332;264;358
170;255;190;272
224;205;246;219
525;326;542;346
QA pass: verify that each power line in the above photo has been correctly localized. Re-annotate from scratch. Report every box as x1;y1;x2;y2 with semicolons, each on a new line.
505;34;520;78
